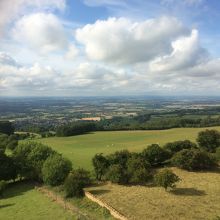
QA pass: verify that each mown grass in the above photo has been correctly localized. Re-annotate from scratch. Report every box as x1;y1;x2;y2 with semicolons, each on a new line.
86;168;220;220
0;181;74;220
39;126;220;170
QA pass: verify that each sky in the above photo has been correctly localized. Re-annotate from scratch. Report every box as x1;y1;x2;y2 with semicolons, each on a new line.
0;0;220;96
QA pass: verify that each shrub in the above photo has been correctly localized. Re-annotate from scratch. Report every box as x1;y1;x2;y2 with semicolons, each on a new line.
197;129;220;152
107;150;131;168
0;180;7;196
42;154;72;186
172;149;217;171
142;144;170;166
127;155;151;183
92;154;109;180
64;169;91;197
154;169;180;191
105;164;129;184
164;140;197;155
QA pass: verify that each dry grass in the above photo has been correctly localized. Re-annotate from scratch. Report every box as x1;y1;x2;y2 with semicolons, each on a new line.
86;168;220;220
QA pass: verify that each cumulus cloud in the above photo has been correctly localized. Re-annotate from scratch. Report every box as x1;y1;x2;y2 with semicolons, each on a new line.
65;44;79;60
0;0;66;36
150;29;208;72
76;16;188;64
12;13;68;54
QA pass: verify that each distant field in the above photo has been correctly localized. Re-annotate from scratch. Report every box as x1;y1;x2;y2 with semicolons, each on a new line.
39;126;220;169
0;182;73;220
86;168;220;220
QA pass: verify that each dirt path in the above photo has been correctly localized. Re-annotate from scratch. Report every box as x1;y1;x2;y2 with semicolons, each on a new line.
35;185;91;220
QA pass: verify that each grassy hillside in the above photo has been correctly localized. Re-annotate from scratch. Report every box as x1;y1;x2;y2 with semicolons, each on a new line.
0;182;74;220
39;126;220;169
86;168;220;220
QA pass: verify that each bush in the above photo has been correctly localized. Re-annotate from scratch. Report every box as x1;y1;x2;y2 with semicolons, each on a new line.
42;154;72;186
154;169;180;191
107;150;131;168
105;164;129;184
197;129;220;152
64;169;91;197
172;149;217;171
0;180;7;196
127;155;151;183
142;144;170;166
164;140;197;155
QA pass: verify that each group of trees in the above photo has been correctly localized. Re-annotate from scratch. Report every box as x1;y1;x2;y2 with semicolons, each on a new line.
92;129;220;190
55;116;220;137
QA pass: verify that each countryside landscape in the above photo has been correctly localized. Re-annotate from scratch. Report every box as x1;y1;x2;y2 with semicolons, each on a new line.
1;0;220;220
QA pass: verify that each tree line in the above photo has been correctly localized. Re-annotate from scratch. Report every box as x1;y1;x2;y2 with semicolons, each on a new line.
92;129;220;190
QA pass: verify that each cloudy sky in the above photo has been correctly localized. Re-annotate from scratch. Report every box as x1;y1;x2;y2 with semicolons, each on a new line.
0;0;220;96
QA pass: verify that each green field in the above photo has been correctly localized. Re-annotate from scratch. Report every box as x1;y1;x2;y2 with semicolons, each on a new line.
0;182;74;220
39;126;220;169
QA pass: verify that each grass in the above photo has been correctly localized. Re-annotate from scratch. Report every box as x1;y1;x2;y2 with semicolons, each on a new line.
0;181;74;220
86;168;220;220
39;126;220;170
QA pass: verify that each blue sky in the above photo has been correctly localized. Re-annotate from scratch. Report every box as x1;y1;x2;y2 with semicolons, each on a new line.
0;0;220;96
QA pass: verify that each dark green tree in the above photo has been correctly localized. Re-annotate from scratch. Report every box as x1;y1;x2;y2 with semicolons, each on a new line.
42;154;72;186
197;129;220;152
0;121;14;135
154;169;180;191
142;144;170;166
92;154;109;180
64;169;91;197
172;149;217;171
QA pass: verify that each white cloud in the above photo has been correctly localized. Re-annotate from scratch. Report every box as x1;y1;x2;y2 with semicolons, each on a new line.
76;16;188;64
65;44;79;60
12;13;68;54
150;29;208;72
0;0;66;36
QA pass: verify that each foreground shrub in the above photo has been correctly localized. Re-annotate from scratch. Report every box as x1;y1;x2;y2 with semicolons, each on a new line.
107;150;131;168
42;154;72;186
105;164;129;184
127;155;151;183
0;180;7;196
197;129;220;152
154;169;180;191
142;144;170;166
164;140;197;155
215;147;220;161
64;169;91;197
172;149;217;171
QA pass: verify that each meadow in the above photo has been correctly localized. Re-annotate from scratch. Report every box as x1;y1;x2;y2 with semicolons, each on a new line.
39;126;220;169
0;182;74;220
86;167;220;220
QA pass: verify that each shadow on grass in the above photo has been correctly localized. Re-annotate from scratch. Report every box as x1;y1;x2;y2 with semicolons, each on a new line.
0;203;15;209
170;188;206;196
2;181;34;200
88;189;111;195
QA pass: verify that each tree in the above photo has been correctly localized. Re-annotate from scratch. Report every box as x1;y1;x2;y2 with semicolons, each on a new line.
107;150;131;168
0;180;7;196
0;134;8;153
154;169;180;191
216;147;220;161
6;134;18;151
0;152;17;181
142;144;170;166
164;140;197;155
127;155;151;183
64;169;91;197
171;149;217;171
105;164;129;184
0;121;14;135
197;129;220;152
27;143;55;180
92;154;109;180
42;154;72;186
